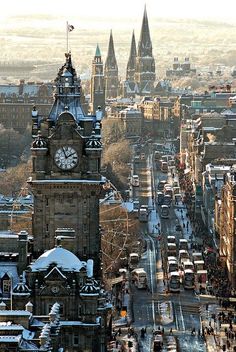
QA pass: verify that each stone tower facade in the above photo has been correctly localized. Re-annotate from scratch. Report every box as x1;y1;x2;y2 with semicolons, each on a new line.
90;44;105;115
135;6;156;95
28;52;104;277
104;30;119;99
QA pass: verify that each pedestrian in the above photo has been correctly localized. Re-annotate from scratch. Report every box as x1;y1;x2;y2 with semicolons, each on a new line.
118;328;121;336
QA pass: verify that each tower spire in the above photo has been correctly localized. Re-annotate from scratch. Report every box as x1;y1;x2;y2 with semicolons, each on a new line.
104;30;119;99
138;5;152;57
126;30;137;81
105;30;117;68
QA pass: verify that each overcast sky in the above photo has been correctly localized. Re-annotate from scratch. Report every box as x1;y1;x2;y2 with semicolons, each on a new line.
1;0;236;22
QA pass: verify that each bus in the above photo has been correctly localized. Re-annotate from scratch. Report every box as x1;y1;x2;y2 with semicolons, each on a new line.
167;235;176;244
179;239;188;251
156;191;164;205
163;194;172;207
168;271;181;292
194;260;205;272
183;261;194;271
183;269;195;289
160;205;169;219
131;268;147;289
167;260;179;273
128;253;139;270
131;174;140;187
179;250;190;265
157;180;166;191
160;160;168;173
196;270;208;291
192;252;203;262
167;243;177;257
139;206;149;222
152;330;163;352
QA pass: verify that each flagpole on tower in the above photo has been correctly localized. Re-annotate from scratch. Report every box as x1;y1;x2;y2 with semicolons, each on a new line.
66;22;74;53
66;21;69;53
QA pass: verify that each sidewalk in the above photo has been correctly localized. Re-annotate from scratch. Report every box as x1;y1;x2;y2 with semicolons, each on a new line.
201;303;236;351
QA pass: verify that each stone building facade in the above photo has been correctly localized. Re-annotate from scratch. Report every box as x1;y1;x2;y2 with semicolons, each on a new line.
219;169;236;289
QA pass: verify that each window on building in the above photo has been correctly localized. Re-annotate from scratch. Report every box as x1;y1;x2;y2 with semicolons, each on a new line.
3;280;11;293
73;334;79;346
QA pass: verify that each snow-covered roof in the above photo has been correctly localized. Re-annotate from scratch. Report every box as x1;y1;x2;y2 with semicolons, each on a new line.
30;247;86;272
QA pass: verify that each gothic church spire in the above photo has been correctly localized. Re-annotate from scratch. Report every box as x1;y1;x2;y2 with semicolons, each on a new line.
137;4;152;57
126;31;137;81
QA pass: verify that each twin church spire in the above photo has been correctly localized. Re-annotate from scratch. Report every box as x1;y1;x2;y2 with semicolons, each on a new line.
91;6;156;103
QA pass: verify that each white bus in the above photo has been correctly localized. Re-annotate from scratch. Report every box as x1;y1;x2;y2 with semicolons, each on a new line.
167;260;179;273
194;260;205;272
139;207;148;222
183;269;195;289
183;261;194;271
131;268;147;289
179;239;188;251
131;174;140;187
192;252;203;262
167;235;176;244
168;271;181;292
167;243;177;257
179;250;190;265
128;252;139;270
160;205;169;219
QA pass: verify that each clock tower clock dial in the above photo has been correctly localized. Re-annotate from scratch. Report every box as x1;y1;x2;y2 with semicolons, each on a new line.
54;146;78;170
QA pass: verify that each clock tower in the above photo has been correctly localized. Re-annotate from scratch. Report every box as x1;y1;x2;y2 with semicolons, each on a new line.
28;52;104;276
90;44;105;115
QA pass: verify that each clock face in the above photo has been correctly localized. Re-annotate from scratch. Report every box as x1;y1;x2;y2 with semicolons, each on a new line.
51;285;60;294
54;146;78;170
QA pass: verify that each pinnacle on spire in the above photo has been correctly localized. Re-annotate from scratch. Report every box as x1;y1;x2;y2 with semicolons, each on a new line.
138;5;152;57
95;44;101;58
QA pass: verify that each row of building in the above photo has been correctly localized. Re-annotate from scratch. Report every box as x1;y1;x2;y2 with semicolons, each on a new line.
178;94;236;289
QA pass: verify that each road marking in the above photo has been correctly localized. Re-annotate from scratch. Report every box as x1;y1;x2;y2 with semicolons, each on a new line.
174;304;179;331
179;299;186;332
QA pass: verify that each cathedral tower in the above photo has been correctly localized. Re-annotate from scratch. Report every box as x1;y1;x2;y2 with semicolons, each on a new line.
135;6;156;95
90;44;105;115
28;52;103;276
104;30;119;99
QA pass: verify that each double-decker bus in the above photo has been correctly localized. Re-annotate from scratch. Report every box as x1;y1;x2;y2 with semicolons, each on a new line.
167;260;178;273
160;160;168;173
183;269;195;289
160;205;169;219
156;191;164;205
139;206;149;222
128;253;139;270
168;271;181;292
167;243;177;257
131;268;147;289
131;174;140;187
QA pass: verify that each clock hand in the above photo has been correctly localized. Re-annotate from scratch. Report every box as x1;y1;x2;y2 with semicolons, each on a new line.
66;152;77;158
62;147;67;158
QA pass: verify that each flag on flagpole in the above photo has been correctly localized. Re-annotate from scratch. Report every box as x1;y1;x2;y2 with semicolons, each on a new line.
68;24;74;32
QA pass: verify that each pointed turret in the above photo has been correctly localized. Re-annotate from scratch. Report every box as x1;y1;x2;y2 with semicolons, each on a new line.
91;44;105;114
95;44;101;58
135;6;156;96
126;31;137;82
104;31;119;99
